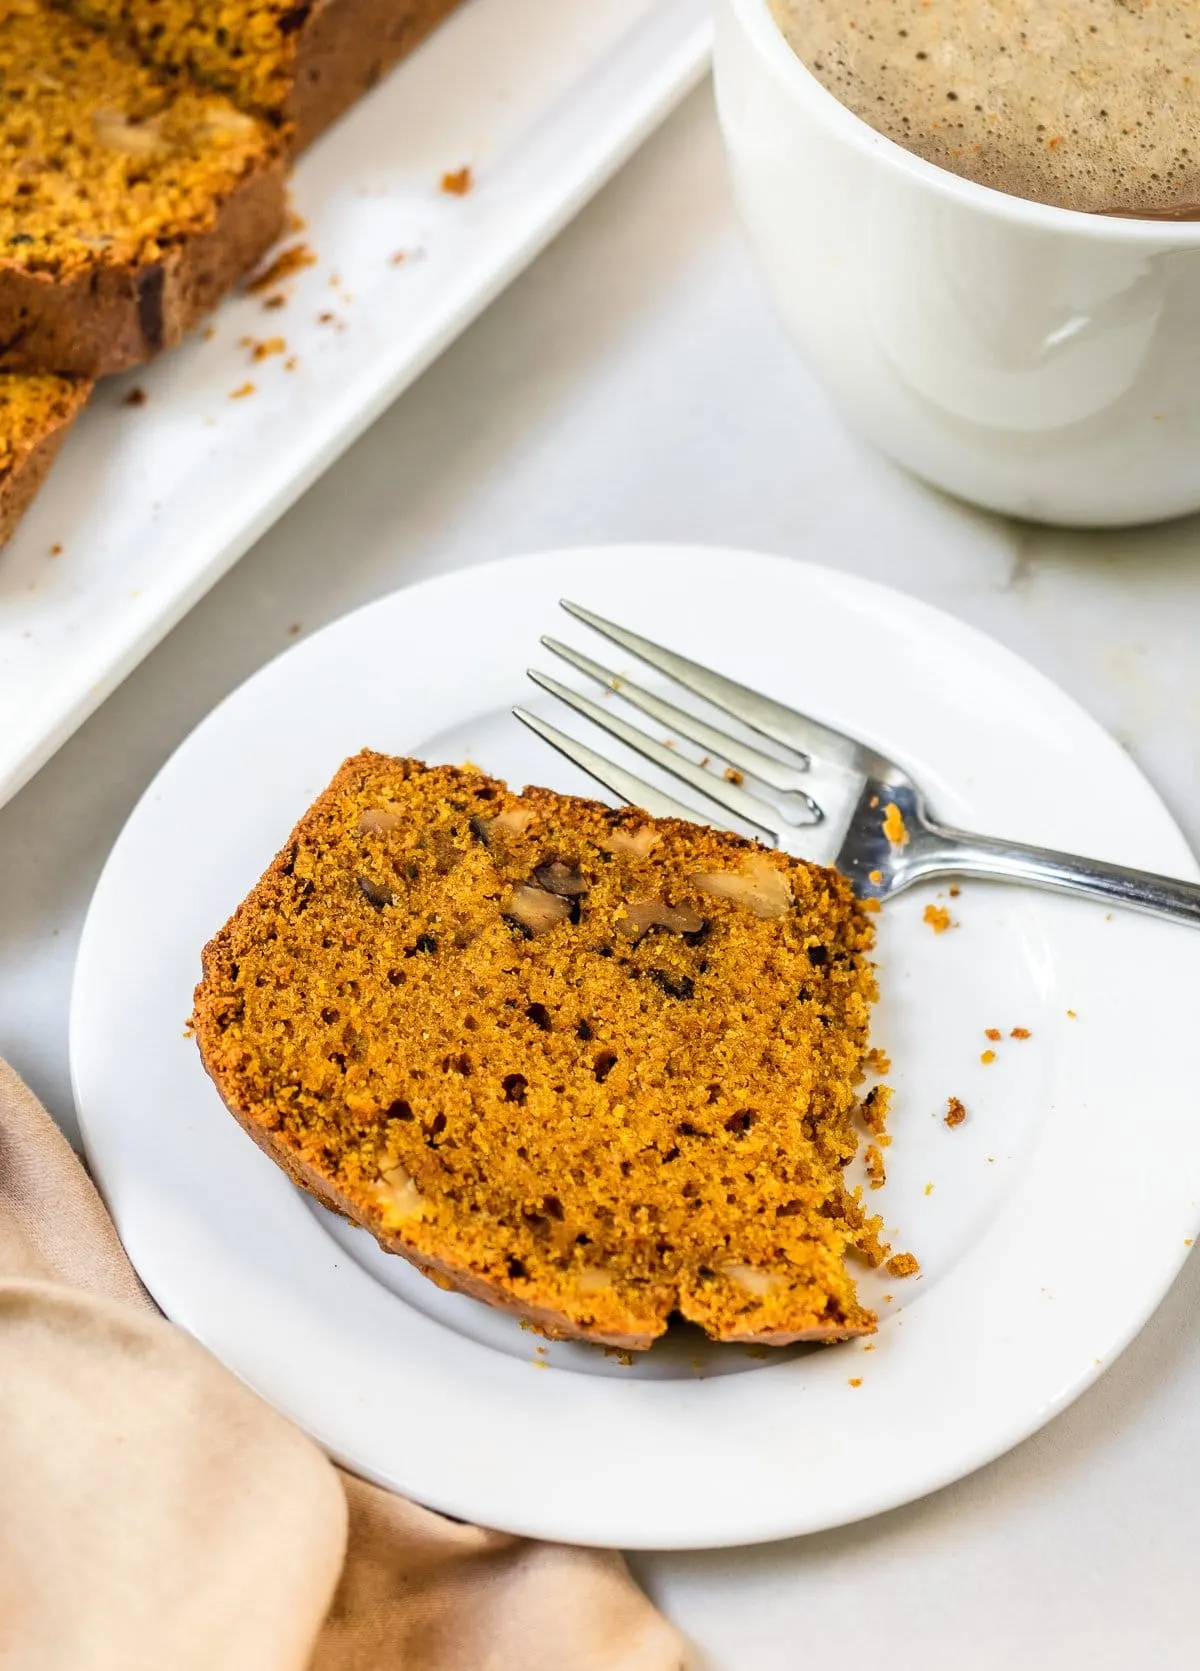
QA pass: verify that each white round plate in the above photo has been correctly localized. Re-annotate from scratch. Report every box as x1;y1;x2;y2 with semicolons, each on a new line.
71;545;1200;1550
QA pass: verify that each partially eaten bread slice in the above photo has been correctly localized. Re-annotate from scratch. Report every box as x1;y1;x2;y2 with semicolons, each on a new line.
192;751;888;1349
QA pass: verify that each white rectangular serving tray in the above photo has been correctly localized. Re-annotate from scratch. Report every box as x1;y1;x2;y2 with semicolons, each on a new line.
0;0;711;809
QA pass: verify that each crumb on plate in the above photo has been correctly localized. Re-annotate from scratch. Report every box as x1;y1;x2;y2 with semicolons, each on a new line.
886;1252;920;1279
229;382;255;399
981;1049;996;1065
1010;1027;1031;1040
865;1144;886;1190
944;1096;967;1128
861;1083;892;1136
923;903;954;934
441;165;473;195
121;386;147;407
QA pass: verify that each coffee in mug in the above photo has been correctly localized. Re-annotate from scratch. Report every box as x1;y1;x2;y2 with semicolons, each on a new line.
769;0;1200;216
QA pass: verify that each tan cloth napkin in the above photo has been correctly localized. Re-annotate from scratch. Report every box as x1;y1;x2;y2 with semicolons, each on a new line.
0;1059;684;1671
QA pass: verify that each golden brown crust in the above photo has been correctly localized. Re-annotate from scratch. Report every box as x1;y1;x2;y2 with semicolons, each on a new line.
286;0;467;153
0;157;285;377
0;378;90;548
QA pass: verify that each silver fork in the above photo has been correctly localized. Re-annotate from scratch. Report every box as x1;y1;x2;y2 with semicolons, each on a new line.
512;600;1200;927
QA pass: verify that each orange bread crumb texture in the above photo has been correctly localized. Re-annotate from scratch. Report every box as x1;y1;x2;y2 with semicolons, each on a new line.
192;753;897;1350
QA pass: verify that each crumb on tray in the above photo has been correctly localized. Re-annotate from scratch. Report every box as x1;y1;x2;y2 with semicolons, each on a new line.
246;242;317;293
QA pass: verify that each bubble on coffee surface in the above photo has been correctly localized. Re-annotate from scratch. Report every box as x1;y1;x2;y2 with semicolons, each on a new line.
770;0;1200;216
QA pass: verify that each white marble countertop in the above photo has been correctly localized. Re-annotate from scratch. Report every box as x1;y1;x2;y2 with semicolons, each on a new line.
2;82;1199;1670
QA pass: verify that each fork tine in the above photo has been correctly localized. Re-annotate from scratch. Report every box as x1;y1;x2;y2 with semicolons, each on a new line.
512;708;714;825
525;670;788;842
560;600;867;770
541;635;822;821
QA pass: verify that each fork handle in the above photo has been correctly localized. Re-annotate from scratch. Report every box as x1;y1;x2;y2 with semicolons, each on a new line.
909;822;1200;927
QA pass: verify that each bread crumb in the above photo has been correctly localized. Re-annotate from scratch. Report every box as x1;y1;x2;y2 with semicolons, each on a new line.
1010;1026;1031;1040
286;208;307;234
886;1252;920;1279
390;250;408;265
121;386;147;407
868;869;883;884
1066;1009;1078;1018
441;165;473;195
262;293;286;310
723;766;745;785
949;885;961;897
848;1377;863;1387
864;1047;891;1075
981;1049;996;1064
202;324;217;341
229;382;256;400
944;1096;967;1128
287;622;301;636
984;1028;1001;1041
862;1342;876;1351
863;897;882;913
865;1144;886;1190
923;903;954;934
923;1182;934;1196
881;802;909;846
48;542;62;556
861;1083;892;1136
242;336;286;362
882;1293;893;1303
531;1358;548;1370
603;1347;635;1366
247;242;317;293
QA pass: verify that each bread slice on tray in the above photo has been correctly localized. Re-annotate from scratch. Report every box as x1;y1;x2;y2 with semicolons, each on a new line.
62;0;469;153
0;373;90;546
0;0;285;377
192;752;889;1350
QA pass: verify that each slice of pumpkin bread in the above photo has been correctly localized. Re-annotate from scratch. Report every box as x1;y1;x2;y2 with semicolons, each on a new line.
62;0;468;153
0;373;90;546
0;0;285;376
193;751;887;1350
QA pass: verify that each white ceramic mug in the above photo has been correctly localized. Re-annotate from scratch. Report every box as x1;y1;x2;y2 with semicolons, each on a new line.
714;0;1200;527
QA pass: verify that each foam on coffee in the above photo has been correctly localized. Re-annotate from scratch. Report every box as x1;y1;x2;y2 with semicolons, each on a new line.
769;0;1200;216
